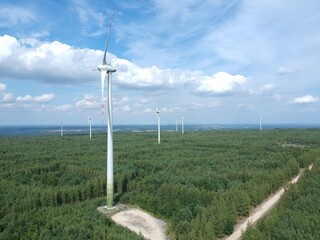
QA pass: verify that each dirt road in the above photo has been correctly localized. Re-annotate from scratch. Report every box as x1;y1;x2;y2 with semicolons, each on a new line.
226;164;313;240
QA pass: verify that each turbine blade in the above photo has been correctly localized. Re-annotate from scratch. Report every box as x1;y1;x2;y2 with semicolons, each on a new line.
102;8;115;64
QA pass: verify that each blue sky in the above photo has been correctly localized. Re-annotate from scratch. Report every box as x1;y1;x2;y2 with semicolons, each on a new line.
0;0;319;125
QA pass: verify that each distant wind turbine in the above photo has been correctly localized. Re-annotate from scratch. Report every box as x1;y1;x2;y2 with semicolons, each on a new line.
98;9;116;209
88;117;92;139
181;115;184;134
156;109;161;144
60;122;63;137
259;116;262;131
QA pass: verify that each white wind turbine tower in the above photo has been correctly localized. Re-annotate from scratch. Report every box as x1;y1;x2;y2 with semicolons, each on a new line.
88;117;92;139
181;115;184;134
60;122;63;136
98;9;116;209
259;116;262;131
156;109;161;144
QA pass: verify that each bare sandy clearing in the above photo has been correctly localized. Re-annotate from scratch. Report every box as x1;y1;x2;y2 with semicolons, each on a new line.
111;208;167;240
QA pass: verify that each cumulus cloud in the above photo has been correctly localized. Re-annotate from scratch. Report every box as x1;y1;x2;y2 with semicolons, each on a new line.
260;84;274;92
34;94;55;102
16;95;33;102
0;92;14;102
114;58;200;89
16;93;55;103
0;83;14;102
290;95;319;104
74;94;133;113
0;34;202;90
54;104;73;111
277;67;299;76
0;83;6;91
122;105;132;112
249;84;275;95
0;34;100;84
196;72;247;95
75;95;99;109
277;67;292;75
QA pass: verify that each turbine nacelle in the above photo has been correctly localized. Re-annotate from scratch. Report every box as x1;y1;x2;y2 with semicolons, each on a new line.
98;63;116;73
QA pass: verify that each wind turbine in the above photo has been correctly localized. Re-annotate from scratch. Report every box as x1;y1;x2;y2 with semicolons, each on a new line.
88;117;92;139
181;115;184;134
60;122;63;136
259;116;262;131
98;9;116;209
156;109;161;144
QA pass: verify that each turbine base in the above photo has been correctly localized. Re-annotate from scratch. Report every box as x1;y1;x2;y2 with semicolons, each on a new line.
97;203;127;216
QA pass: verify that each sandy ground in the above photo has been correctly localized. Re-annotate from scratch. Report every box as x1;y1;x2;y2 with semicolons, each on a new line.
111;208;167;240
226;164;313;240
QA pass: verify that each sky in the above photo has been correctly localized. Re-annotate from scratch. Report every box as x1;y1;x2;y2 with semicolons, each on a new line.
0;0;319;125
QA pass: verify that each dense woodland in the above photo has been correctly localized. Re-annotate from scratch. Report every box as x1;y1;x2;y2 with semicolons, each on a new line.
0;129;319;239
243;161;320;240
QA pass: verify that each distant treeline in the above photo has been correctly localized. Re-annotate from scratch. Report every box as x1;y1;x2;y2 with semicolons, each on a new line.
0;129;319;239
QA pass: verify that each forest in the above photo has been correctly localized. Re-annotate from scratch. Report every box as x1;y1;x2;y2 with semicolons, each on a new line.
0;129;319;239
243;159;320;239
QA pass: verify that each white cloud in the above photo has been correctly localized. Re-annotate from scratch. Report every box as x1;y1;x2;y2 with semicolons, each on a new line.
0;35;20;60
196;72;247;95
115;60;169;88
133;98;149;107
0;34;202;90
114;58;204;89
290;95;319;104
122;105;132;112
260;84;274;92
16;93;55;103
0;83;14;102
160;107;181;113
0;83;6;91
34;94;55;102
75;95;99;109
54;104;73;112
17;95;33;102
249;84;275;95
1;92;14;102
277;67;292;76
0;6;35;28
0;35;100;84
0;91;14;102
144;108;154;113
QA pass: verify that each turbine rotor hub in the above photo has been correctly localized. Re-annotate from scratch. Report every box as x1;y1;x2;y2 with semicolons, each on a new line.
98;63;116;73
